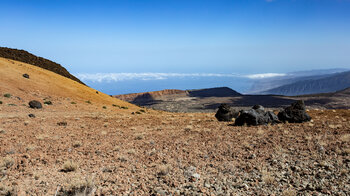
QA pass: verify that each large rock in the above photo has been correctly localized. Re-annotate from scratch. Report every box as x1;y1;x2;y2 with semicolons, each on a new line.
235;105;280;126
29;100;42;109
215;104;240;121
278;100;311;123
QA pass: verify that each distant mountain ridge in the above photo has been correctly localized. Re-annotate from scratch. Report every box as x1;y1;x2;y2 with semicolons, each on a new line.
188;87;241;97
114;87;241;104
0;47;84;85
114;89;186;103
248;68;348;94
263;71;350;96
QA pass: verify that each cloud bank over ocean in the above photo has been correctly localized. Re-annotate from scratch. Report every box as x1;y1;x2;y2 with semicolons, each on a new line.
76;72;287;83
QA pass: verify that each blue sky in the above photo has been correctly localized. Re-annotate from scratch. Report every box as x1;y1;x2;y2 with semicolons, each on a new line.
1;0;350;93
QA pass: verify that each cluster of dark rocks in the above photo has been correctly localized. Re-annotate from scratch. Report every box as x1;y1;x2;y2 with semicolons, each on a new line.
215;100;311;126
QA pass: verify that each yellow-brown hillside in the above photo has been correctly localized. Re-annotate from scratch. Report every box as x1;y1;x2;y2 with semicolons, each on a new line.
0;57;136;110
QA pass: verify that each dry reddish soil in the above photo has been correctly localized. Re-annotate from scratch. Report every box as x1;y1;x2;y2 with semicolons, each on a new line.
1;58;350;195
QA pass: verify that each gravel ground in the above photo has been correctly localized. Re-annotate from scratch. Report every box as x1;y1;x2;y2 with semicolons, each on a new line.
0;97;349;195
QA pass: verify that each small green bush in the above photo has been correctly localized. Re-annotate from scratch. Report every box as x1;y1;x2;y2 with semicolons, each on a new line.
3;94;11;98
85;100;91;104
71;102;76;104
7;104;16;106
121;106;128;109
136;111;141;114
102;106;107;109
0;101;2;104
140;109;146;113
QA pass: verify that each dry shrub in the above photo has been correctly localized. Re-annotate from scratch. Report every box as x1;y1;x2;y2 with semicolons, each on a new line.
340;134;350;142
0;156;14;168
101;131;107;135
282;188;297;196
36;134;48;140
184;125;193;132
257;128;265;135
127;149;136;155
134;134;144;140
73;141;82;148
62;160;78;172
58;177;95;196
262;170;276;186
157;164;172;176
0;185;14;196
26;144;37;151
113;146;120;152
118;155;127;162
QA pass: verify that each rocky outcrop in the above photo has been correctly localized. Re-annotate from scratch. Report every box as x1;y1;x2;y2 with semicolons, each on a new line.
234;105;280;126
215;104;240;121
278;100;311;123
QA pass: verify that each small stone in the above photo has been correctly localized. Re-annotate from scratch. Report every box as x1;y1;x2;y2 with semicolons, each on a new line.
191;173;200;181
23;73;29;79
29;100;42;109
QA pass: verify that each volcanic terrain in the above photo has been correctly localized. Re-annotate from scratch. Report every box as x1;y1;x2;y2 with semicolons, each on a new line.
0;56;349;195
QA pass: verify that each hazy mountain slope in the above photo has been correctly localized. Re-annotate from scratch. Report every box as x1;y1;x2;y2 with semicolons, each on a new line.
0;57;136;109
0;47;84;85
248;69;348;94
263;71;350;96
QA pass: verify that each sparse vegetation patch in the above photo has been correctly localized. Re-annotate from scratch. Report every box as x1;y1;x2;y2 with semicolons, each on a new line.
0;156;14;168
61;160;78;172
58;177;95;196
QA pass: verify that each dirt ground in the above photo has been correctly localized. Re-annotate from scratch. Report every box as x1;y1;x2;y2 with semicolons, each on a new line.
1;97;349;195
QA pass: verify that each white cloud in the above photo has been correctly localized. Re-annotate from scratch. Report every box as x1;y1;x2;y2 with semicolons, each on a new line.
76;72;240;82
245;73;287;79
76;72;286;82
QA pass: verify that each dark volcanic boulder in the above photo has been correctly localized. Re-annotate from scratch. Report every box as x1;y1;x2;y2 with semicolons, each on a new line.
29;100;42;109
215;104;240;121
278;100;311;123
23;73;29;79
235;105;280;126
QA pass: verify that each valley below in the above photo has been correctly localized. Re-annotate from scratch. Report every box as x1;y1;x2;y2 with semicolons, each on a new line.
115;87;350;113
